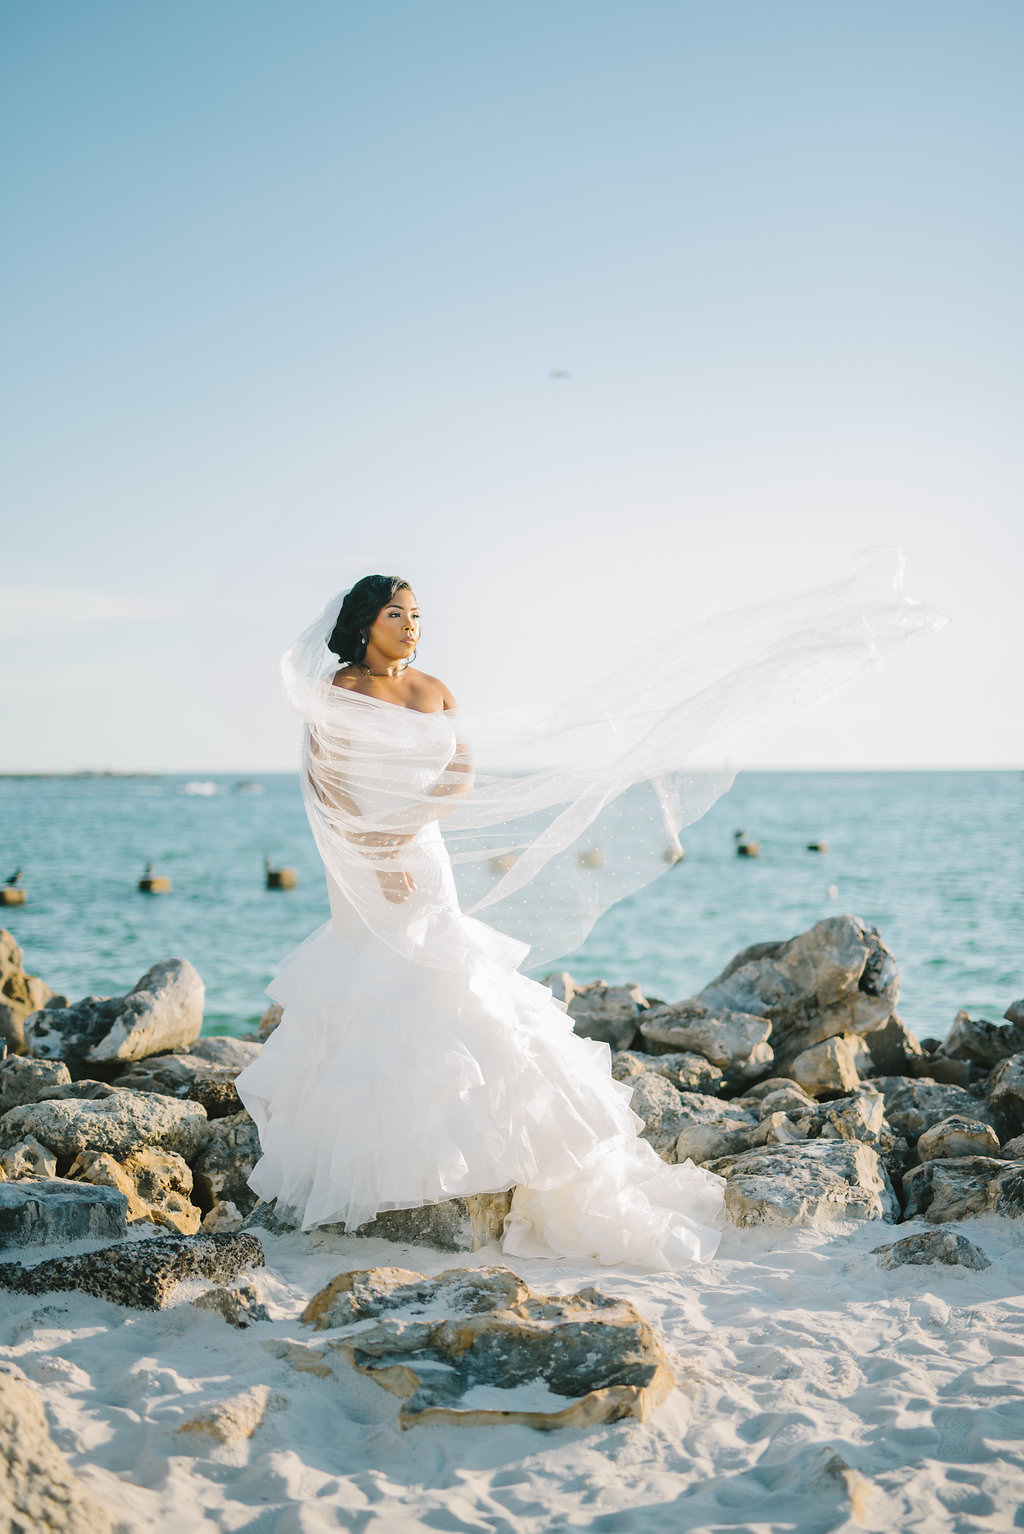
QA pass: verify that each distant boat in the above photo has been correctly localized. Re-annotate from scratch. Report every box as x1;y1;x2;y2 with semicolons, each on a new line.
234;780;264;794
182;781;218;796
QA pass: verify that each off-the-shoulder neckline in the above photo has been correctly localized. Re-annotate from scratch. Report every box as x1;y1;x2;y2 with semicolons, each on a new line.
327;675;450;717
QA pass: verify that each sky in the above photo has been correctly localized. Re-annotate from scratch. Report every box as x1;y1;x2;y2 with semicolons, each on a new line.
2;0;1021;771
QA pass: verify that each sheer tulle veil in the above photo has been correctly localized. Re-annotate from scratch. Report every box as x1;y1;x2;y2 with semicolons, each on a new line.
283;549;944;973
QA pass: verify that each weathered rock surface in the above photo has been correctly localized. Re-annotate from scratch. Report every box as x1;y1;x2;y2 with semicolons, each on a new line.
244;1188;515;1252
861;1014;925;1076
990;1166;1024;1218
902;1156;1013;1222
24;958;203;1068
916;1115;1001;1162
189;1036;262;1071
707;1140;898;1227
302;1263;674;1429
258;1003;283;1040
0;930;68;1056
987;1053;1024;1141
561;979;648;1051
177;1383;286;1443
116;1052;243;1118
671;1094;761;1166
698;915;900;1068
68;1147;201;1234
191;1280;269;1327
999;1133;1024;1159
872;1229;991;1271
639;1000;773;1079
0;1177;128;1249
0;1135;58;1179
0;1368;114;1532
1006;999;1024;1026
0;1090;208;1163
611;1049;726;1096
627;1072;692;1159
0;1056;72;1112
202;1199;244;1233
191;1110;261;1216
0;1231;264;1309
876;1078;994;1143
788;1034;863;1097
941;1010;1024;1069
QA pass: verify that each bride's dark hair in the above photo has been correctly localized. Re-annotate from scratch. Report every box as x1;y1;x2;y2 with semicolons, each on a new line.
327;575;412;664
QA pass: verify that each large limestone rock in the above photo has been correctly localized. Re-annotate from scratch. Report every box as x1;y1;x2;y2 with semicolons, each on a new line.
697;915;900;1068
987;1053;1024;1141
24;958;203;1068
872;1229;991;1271
941;1010;1024;1069
916;1115;1001;1162
861;1014;925;1076
902;1156;1014;1222
244;1189;515;1253
0;1230;264;1309
68;1147;201;1235
116;1052;244;1119
0;1090;208;1163
0;1368;113;1532
191;1110;261;1216
788;1034;863;1097
626;1072;692;1159
639;1000;773;1080
0;930;68;1056
189;1037;262;1070
876;1077;994;1143
0;1135;58;1179
0;1056;72;1112
707;1140;898;1226
671;1094;761;1166
301;1264;674;1430
191;1280;269;1328
552;977;648;1051
611;1049;726;1096
0;1177;128;1249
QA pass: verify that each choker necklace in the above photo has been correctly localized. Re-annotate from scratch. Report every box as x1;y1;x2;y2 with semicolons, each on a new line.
360;661;406;680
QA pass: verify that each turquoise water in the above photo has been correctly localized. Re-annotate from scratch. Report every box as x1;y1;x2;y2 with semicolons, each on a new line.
1;771;1020;1040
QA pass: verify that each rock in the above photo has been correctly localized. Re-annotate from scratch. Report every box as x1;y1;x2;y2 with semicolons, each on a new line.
68;1147;201;1235
0;930;68;1056
24;957;204;1068
202;1200;244;1233
177;1383;286;1443
43;1080;121;1102
987;1053;1024;1140
941;1010;1024;1068
788;1034;863;1097
116;1053;242;1118
191;1110;261;1216
0;1368;114;1532
902;1156;1012;1222
707;1140;898;1226
191;1280;269;1327
990;1166;1024;1218
671;1094;761;1166
565;981;648;1051
916;1115;1001;1162
999;1133;1024;1159
876;1078;994;1143
872;1229;991;1271
258;1003;283;1040
698;915;900;1068
302;1263;674;1429
1006;999;1024;1026
0;1090;208;1163
0;1177;128;1249
611;1049;725;1096
818;1087;889;1147
189;1037;262;1070
1;1135;58;1179
261;1338;334;1379
750;1083;819;1118
626;1072;691;1159
0;1056;72;1112
861;1014;925;1076
0;1230;264;1309
242;1188;515;1253
639;1000;773;1080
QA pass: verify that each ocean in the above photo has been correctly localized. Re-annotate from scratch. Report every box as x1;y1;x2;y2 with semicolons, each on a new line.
1;770;1020;1043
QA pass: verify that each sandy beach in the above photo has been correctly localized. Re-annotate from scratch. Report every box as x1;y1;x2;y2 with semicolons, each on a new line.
3;1211;1023;1532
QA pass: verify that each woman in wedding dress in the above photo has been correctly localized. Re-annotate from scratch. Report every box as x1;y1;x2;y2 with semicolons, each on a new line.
235;564;937;1270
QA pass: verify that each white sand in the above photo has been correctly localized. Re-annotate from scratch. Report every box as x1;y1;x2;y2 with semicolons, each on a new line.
3;1216;1024;1532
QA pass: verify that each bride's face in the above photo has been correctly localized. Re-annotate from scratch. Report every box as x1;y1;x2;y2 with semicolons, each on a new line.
369;589;419;660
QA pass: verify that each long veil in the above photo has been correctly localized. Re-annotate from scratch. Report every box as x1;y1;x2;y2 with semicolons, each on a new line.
283;550;943;972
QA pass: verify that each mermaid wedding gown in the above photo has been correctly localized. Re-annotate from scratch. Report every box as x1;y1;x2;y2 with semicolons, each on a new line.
235;700;726;1269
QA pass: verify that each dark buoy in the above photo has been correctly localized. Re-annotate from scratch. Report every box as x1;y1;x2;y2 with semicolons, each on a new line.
265;858;298;890
577;847;604;870
0;869;26;906
138;861;171;894
736;841;760;858
806;841;828;853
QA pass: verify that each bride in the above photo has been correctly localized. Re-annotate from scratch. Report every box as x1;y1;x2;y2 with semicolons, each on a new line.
235;564;937;1270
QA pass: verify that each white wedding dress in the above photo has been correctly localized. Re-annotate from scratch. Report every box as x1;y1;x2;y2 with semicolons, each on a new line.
235;700;727;1269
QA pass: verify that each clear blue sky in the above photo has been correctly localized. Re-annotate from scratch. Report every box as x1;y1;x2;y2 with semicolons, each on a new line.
2;1;1021;770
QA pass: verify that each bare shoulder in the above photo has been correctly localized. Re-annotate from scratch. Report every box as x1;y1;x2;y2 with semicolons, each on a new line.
329;665;363;691
412;669;457;710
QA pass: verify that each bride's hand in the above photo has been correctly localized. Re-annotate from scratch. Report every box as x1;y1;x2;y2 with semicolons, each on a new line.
376;867;417;903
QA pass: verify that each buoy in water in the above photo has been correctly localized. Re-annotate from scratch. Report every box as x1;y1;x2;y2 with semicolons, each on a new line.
489;852;518;876
806;841;829;853
577;847;604;870
265;859;298;890
736;841;760;858
138;862;171;894
0;869;26;906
